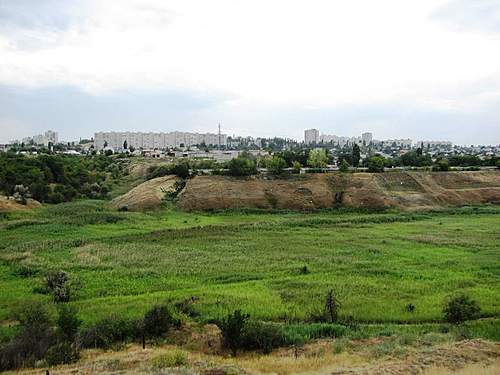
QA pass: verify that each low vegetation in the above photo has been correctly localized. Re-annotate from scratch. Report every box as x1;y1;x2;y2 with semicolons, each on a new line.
0;201;498;371
0;153;128;203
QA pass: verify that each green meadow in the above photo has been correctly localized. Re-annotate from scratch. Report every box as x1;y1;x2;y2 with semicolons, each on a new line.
1;202;499;340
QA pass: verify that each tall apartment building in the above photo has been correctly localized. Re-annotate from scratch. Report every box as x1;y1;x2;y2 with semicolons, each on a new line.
362;132;373;144
304;129;320;144
94;131;227;151
22;130;58;146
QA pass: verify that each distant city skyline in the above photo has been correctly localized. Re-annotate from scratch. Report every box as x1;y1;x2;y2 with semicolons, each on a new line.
1;1;499;145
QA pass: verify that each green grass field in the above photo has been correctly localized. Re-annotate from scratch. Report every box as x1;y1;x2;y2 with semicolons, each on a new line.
1;202;499;341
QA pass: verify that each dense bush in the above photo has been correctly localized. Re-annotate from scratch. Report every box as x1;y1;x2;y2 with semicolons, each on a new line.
227;154;257;176
151;350;188;369
45;341;80;366
242;320;284;354
366;156;386;173
0;153;121;203
57;304;81;342
339;159;350;173
41;270;77;303
307;149;328;169
0;301;55;371
148;162;190;179
443;294;481;324
432;159;450;171
267;156;287;175
143;305;180;339
396;150;432;167
80;316;141;349
219;310;249;355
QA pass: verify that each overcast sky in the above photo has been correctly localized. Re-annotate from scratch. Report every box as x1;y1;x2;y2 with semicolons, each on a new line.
0;0;499;144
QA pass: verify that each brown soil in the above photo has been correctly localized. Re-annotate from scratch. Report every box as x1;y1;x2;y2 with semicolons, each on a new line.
9;339;498;375
178;171;500;211
0;196;41;212
329;339;500;375
110;175;178;211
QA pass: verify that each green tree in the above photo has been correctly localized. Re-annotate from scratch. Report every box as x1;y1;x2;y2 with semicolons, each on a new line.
220;310;249;356
56;305;81;342
123;140;128;150
432;159;450;172
367;156;385;173
339;159;350;173
228;154;257;176
144;305;180;339
292;161;302;174
307;149;328;169
351;144;361;167
267;156;287;175
324;289;341;323
443;295;480;324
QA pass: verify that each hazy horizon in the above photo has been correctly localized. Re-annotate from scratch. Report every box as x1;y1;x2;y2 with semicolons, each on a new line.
1;0;499;145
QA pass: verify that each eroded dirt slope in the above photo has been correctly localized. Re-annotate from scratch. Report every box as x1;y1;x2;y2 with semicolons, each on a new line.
110;175;178;211
178;171;500;211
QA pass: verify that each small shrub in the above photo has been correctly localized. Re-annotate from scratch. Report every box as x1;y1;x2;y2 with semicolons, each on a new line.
219;310;249;356
443;294;480;324
405;303;415;313
339;159;350;173
267;156;287;176
80;316;140;349
242;321;284;354
228;155;257;176
174;297;200;318
57;304;81;342
42;270;76;303
324;289;341;323
45;341;79;366
292;161;302;174
366;156;385;173
151;350;188;369
143;305;180;339
117;205;129;212
298;265;310;275
169;162;190;179
0;301;55;371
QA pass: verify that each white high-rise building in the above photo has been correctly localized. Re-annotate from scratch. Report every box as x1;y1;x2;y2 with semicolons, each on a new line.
94;131;228;151
304;129;319;144
22;130;58;146
362;132;373;145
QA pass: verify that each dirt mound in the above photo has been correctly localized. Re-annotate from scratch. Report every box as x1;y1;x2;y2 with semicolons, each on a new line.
110;175;178;211
0;196;41;212
178;171;500;211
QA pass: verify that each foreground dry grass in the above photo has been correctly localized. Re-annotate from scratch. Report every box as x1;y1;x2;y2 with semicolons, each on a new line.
12;338;500;375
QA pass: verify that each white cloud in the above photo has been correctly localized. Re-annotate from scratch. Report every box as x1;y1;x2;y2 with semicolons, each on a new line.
0;0;500;114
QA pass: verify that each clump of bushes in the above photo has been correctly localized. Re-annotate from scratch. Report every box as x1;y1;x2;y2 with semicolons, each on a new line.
366;156;386;173
443;294;481;324
144;305;181;339
80;304;181;350
151;350;188;369
227;153;257;176
0;153;122;203
36;270;79;303
0;301;82;371
218;310;286;355
148;162;190;179
80;316;142;349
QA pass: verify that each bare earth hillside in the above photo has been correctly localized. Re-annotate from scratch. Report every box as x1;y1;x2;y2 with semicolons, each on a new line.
110;175;178;211
178;171;500;211
0;196;41;212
